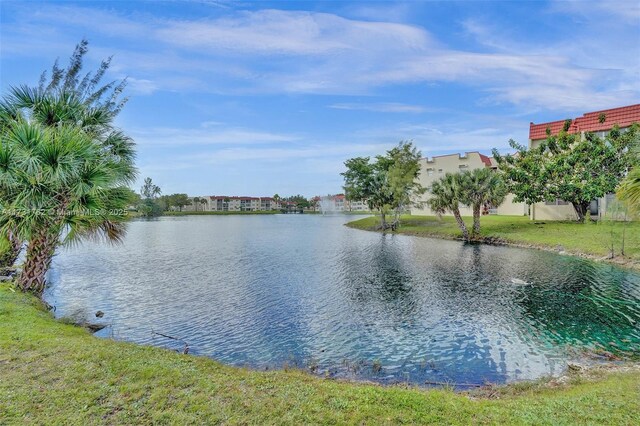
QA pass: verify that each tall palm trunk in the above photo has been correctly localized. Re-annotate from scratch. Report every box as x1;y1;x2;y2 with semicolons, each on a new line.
472;204;481;237
18;227;58;295
453;209;469;241
1;231;23;273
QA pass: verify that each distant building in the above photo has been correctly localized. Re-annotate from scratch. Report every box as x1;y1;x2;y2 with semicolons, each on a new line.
182;196;282;212
315;194;371;212
528;104;640;220
348;199;369;211
259;197;281;211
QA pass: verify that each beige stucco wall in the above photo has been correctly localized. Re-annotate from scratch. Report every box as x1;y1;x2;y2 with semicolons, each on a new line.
529;203;577;221
496;193;527;216
412;153;485;216
411;152;526;217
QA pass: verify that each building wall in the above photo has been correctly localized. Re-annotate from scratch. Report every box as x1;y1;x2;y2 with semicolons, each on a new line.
530;202;577;221
203;197;281;211
496;193;528;216
348;200;369;211
411;152;525;217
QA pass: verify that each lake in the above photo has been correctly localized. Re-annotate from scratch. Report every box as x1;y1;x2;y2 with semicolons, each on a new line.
45;215;640;387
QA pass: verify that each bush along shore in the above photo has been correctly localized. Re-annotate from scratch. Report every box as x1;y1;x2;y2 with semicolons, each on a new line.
1;284;640;424
346;215;640;271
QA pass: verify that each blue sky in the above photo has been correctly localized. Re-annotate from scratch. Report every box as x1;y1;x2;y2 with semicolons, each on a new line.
1;1;639;197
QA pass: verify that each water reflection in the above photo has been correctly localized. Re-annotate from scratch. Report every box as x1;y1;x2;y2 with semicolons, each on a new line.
45;215;640;386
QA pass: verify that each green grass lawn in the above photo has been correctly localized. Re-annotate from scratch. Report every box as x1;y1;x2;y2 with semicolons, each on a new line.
347;215;640;265
1;285;639;424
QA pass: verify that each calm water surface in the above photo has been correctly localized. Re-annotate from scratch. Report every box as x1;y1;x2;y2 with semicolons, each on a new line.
45;215;640;387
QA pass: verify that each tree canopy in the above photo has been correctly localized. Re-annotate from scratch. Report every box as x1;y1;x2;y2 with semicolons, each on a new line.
342;141;424;229
165;193;191;212
139;178;163;216
492;124;639;222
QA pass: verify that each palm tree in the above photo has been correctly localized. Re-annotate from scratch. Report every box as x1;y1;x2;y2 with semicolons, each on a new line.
0;40;136;295
0;231;22;274
618;166;640;213
200;198;208;211
193;197;201;212
0;122;134;294
428;173;469;240
460;168;507;237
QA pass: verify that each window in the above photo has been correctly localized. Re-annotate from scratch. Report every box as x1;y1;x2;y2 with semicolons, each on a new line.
545;199;570;206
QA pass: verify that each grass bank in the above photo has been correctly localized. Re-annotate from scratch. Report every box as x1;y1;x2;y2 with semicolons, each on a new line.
347;215;640;269
1;285;639;424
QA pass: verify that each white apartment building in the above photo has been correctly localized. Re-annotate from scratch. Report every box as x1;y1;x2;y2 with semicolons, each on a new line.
183;196;282;212
314;194;371;212
411;152;526;217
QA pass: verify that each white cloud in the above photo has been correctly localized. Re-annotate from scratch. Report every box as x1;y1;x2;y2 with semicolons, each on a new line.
126;77;158;95
3;3;638;111
155;9;433;56
329;102;428;113
129;126;300;146
182;142;396;164
550;0;640;23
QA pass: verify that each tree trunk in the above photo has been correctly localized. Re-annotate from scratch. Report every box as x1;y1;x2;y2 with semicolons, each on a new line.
453;209;469;241
379;210;387;230
571;201;590;223
18;228;58;296
0;231;23;273
472;204;481;237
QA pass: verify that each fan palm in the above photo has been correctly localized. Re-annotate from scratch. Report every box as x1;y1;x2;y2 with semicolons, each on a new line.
428;173;469;240
460;168;507;236
618;166;640;213
0;121;134;294
0;40;136;290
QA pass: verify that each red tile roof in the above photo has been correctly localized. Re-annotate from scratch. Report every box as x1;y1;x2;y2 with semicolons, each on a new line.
529;104;640;140
209;196;260;200
478;153;492;167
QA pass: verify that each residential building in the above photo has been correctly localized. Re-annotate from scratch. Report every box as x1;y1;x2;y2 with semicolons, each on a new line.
348;199;369;211
411;152;527;217
259;197;282;211
315;194;371;212
528;104;640;220
183;196;282;212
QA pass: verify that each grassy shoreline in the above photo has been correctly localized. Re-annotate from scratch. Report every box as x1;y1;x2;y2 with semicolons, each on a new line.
346;215;640;271
1;285;639;424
